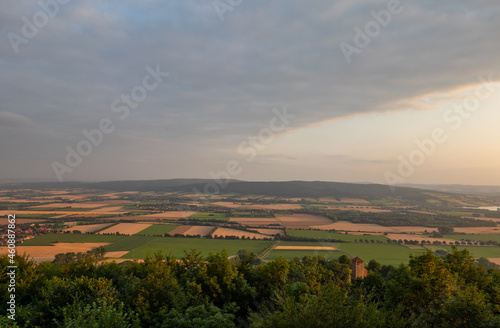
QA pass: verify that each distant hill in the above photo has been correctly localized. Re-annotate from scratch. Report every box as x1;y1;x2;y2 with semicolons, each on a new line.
403;184;500;197
1;179;449;201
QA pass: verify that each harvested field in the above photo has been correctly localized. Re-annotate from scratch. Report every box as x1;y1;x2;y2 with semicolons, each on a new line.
31;203;109;209
254;228;284;236
99;223;152;235
183;226;214;236
168;225;192;235
92;206;125;213
139;211;197;219
64;222;77;227
489;258;500;265
275;246;337;250
63;223;114;233
0;243;109;263
0;217;47;225
275;214;332;228
341;198;370;204
213;227;269;240
311;221;437;233
454;227;500;234
106;251;129;258
104;211;197;221
229;217;282;226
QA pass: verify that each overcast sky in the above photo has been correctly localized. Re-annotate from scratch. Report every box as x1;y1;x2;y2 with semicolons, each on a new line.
1;0;500;185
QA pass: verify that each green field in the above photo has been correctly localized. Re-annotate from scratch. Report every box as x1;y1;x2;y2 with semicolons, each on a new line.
21;233;123;246
440;246;500;258
104;236;153;252
443;234;500;243
231;212;275;218
187;213;229;221
137;224;179;236
122;237;272;259
277;241;338;247
265;250;343;260
336;243;427;266
288;230;389;242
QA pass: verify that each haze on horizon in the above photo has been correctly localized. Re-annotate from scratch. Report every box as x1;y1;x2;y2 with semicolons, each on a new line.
1;1;500;186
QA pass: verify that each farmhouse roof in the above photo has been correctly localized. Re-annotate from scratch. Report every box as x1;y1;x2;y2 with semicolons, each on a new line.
352;257;364;263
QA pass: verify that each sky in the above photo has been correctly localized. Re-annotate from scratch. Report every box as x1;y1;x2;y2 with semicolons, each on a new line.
1;0;500;185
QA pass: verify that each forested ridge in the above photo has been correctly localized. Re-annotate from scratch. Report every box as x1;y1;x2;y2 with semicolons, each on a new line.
1;248;499;328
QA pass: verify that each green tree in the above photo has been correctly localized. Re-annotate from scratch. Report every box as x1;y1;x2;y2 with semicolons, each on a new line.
62;298;140;328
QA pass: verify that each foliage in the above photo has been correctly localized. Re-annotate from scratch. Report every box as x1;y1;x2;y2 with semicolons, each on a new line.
0;247;499;327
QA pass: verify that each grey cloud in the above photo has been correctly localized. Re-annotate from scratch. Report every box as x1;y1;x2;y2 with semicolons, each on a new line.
1;0;499;180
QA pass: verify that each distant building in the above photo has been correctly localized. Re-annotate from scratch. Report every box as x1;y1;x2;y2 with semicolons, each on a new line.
351;257;368;280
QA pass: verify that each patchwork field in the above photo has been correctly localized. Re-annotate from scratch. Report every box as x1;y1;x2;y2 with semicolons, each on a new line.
254;228;284;236
120;237;273;259
336;243;427;265
454;227;500;234
183;226;214;236
229;217;282;226
288;229;390;242
212;202;302;210
111;211;197;221
0;243;110;263
168;225;192;235
0;217;48;225
21;233;123;246
212;227;269;240
275;246;337;250
265;250;343;260
63;223;114;233
443;234;500;243
99;223;152;235
311;221;437;233
138;224;179;236
275;214;332;228
187;213;229;221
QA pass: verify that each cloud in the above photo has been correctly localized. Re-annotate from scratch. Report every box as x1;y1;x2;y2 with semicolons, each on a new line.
1;0;499;181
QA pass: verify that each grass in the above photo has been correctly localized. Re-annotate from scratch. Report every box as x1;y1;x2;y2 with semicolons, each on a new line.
439;245;500;258
21;233;123;246
122;237;272;259
265;250;343;260
14;213;55;218
137;224;179;236
231;212;275;218
336;243;427;266
288;230;390;242
277;241;338;247
187;213;229;222
443;234;500;243
104;235;154;252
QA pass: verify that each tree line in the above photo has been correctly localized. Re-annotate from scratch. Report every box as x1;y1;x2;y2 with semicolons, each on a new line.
0;247;499;327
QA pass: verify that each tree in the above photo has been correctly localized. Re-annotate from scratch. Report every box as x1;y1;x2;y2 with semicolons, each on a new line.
367;260;382;273
438;226;454;235
62;298;140;328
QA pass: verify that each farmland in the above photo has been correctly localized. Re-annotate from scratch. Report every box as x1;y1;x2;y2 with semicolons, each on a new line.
138;224;179;236
187;212;229;222
1;184;499;267
288;229;390;242
120;237;273;259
